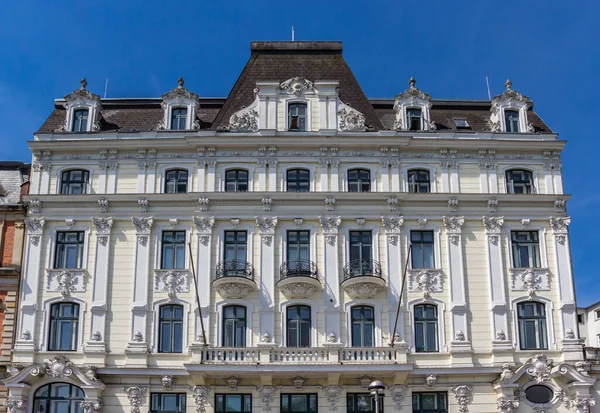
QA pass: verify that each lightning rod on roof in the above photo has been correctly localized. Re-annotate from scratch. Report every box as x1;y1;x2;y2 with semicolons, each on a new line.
104;79;108;99
292;26;295;42
485;76;491;100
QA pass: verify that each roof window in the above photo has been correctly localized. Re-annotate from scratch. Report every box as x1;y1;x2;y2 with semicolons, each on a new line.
453;119;470;128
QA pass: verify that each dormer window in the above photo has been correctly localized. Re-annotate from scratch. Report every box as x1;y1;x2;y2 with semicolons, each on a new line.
157;77;200;131
393;78;435;132
170;108;188;131
490;80;534;133
288;103;307;131
56;78;102;133
504;110;520;133
407;108;422;131
72;109;89;132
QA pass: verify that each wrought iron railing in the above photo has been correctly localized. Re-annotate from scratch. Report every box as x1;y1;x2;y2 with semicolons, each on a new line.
215;260;254;280
342;259;382;280
280;260;318;279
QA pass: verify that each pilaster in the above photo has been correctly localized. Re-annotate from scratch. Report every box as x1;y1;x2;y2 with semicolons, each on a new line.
380;161;390;192
137;161;146;193
330;161;339;192
145;162;156;193
478;162;489;193
391;161;400;192
258;159;267;191
193;216;214;344
319;216;341;343
319;159;329;192
267;160;277;192
207;160;217;191
106;162;117;194
197;160;206;192
382;216;406;344
257;217;277;345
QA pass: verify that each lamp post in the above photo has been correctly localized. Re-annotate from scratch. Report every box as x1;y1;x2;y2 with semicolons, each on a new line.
368;380;385;413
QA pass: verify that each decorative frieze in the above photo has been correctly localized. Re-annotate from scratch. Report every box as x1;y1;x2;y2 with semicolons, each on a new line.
510;268;550;296
46;269;87;297
408;269;443;298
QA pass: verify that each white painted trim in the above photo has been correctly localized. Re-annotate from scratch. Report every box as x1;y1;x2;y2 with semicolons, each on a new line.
280;163;317;192
341;164;378;193
402;165;437;193
407;297;447;353
511;295;556;351
403;223;442;270
48;225;92;270
343;300;383;347
54;166;94;195
216;224;255;272
154;223;193;270
501;166;540;194
218;164;256;192
40;296;87;352
158;164;195;194
162;101;197;131
282;98;313;132
342;224;381;275
65;101;99;133
278;222;319;281
280;299;320;347
215;299;255;347
497;102;530;133
504;224;548;269
151;298;191;353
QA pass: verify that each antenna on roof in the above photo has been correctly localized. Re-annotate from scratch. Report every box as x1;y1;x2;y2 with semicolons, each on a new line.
104;79;108;99
292;26;295;42
485;76;491;100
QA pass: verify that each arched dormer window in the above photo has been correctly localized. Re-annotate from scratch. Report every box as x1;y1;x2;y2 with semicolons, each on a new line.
157;77;199;131
34;383;84;413
490;80;534;133
170;107;188;131
164;169;188;193
60;169;90;194
393;78;435;132
57;78;102;133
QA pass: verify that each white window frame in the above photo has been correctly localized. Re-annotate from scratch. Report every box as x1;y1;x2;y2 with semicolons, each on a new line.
502;166;540;194
280;299;319;347
595;309;600;321
151;298;191;354
168;106;190;131
499;103;529;133
343;225;381;273
404;223;442;270
402;165;437;193
405;107;425;131
48;225;92;270
55;166;94;195
216;224;255;272
281;164;317;193
154;223;193;270
64;101;101;133
283;99;312;132
341;164;378;193
505;225;548;270
511;295;556;351
279;223;318;281
408;297;447;353
215;299;255;347
344;300;383;347
41;296;87;352
159;164;195;194
219;165;256;192
161;100;198;131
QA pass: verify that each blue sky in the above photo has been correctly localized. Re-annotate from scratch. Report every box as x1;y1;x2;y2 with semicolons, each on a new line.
1;1;598;305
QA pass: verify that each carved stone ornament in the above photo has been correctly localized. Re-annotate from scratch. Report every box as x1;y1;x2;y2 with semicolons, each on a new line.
389;385;408;411
6;363;24;378
499;364;514;381
138;197;148;213
228;98;259;132
81;365;98;382
224;376;240;391
550;216;571;244
483;216;504;232
320;216;341;245
488;197;498;213
417;218;428;227
25;217;45;245
44;356;74;378
256;216;278;246
291;376;307;390
155;270;190;301
280;77;315;95
194;216;214;245
133;331;144;342
426;374;437;388
262;196;273;211
92;330;102;341
387;196;399;211
20;330;31;340
256;386;278;411
322;386;344;411
132;217;153;247
563;396;596;413
490;80;533;132
28;198;42;214
191;385;211;413
454;330;466;341
55;78;102;132
497;397;519;413
357;375;374;389
279;280;320;299
125;386;147;413
46;269;86;297
4;399;27;413
443;216;464;236
198;196;210;212
261;332;271;343
408;269;443;298
496;330;507;341
451;385;473;413
325;196;336;211
448;197;458;212
327;332;337;343
162;77;199;102
81;400;102;413
342;278;386;299
338;101;366;131
97;198;109;213
92;217;113;246
510;268;550;296
565;328;576;339
393;77;435;131
526;354;553;383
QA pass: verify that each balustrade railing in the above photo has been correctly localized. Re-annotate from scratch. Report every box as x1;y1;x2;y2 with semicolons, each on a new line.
342;259;382;280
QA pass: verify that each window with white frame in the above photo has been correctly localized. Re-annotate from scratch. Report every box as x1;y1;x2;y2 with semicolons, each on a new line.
288;103;307;131
406;108;423;131
71;109;89;132
170;108;188;131
414;303;438;353
151;393;186;413
164;169;189;193
411;230;435;269
48;302;80;351
286;169;310;192
54;231;85;269
412;392;448;413
286;305;311;347
506;169;534;194
158;304;184;353
225;169;249;192
222;305;246;347
504;109;520;133
161;231;186;269
347;393;383;413
60;169;90;195
511;231;540;268
407;169;431;193
215;394;252;413
348;169;371;192
517;301;548;350
350;305;375;347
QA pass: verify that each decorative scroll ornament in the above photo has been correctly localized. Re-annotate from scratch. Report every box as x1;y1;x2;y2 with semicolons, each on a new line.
191;386;210;413
256;216;278;246
132;217;153;246
497;397;519;413
92;217;113;246
280;77;315;95
510;268;550;296
162;77;199;101
6;363;24;378
550;216;571;244
451;385;473;413
325;196;336;211
563;396;595;413
44;356;74;378
225;377;240;391
193;216;215;245
4;400;27;413
357;376;374;389
443;216;464;245
382;216;404;245
97;198;109;213
25;217;45;245
56;270;77;297
409;269;443;298
125;386;147;413
483;216;504;245
291;376;307;390
322;386;344;411
338;101;366;131
256;386;278;411
81;401;103;413
155;270;189;301
526;354;553;383
228;98;259;132
389;385;408;411
319;216;341;245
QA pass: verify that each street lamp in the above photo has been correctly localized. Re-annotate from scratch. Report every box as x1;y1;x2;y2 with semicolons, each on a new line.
368;380;385;413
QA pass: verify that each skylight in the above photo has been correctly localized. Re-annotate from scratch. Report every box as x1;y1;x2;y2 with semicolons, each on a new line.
454;119;470;128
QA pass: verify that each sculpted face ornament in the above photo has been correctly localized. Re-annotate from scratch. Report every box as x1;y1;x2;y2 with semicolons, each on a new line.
426;375;437;388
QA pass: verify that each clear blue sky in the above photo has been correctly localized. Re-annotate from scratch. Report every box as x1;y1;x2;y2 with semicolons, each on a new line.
1;1;598;305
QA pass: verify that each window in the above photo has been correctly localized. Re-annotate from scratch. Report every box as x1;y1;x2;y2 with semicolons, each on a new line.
164;169;188;193
34;383;84;413
215;395;252;413
506;169;534;194
55;231;85;269
524;386;553;405
171;108;188;130
348;169;371;192
596;309;600;320
287;230;310;263
517;301;548;350
412;392;447;413
281;394;317;413
414;304;438;353
224;231;247;262
72;109;89;132
578;314;584;324
351;306;374;347
347;394;383;413
349;231;372;263
158;304;184;353
151;393;186;413
411;231;434;269
453;119;470;128
286;169;310;192
504;109;520;133
407;169;431;193
407;108;422;131
511;231;540;268
288;103;307;131
222;305;246;347
286;305;311;347
48;302;80;351
225;169;249;192
60;170;90;195
161;231;186;269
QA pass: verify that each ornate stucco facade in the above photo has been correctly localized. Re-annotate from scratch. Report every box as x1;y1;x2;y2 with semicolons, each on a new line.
5;42;596;413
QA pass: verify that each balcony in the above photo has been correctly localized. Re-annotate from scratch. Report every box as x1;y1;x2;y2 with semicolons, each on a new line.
341;259;386;299
277;260;321;299
213;260;256;299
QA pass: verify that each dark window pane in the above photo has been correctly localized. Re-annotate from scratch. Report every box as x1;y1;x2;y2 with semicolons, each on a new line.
411;231;435;268
161;231;186;269
288;103;307;131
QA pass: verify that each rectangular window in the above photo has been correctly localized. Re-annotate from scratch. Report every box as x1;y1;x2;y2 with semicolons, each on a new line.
412;392;448;413
578;314;584;324
48;302;79;351
407;108;422;131
281;394;317;413
54;231;85;269
161;231;186;269
506;170;533;194
288;103;307;131
72;109;89;132
347;393;383;413
224;231;247;262
349;231;372;263
411;231;434;269
414;304;438;353
215;395;252;413
596;309;600;320
287;230;310;262
504;110;520;133
517;302;548;350
171;108;188;131
511;231;540;268
151;393;186;413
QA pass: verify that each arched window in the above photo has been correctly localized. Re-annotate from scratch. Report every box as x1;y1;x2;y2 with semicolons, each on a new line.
506;169;534;194
288;103;307;131
406;108;422;131
348;169;371;192
286;169;310;192
286;305;311;347
517;301;548;350
407;169;431;193
72;109;89;132
222;305;246;347
504;109;520;133
60;169;90;194
164;169;188;193
351;305;374;347
158;304;184;353
34;383;85;413
48;302;80;351
414;304;438;353
225;169;249;192
171;108;188;130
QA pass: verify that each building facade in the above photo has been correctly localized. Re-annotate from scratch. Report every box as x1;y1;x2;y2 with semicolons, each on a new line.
5;42;596;413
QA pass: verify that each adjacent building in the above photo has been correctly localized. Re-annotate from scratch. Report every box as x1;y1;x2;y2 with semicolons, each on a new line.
4;42;596;413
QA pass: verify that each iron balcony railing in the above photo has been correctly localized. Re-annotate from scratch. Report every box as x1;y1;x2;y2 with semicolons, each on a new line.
342;259;382;280
215;260;254;280
279;260;318;279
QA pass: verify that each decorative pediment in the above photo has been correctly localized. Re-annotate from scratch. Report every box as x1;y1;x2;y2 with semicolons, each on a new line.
57;79;103;132
162;77;199;102
64;78;102;106
157;77;200;131
337;101;366;132
280;77;316;95
490;80;534;133
227;98;259;132
393;77;435;131
492;79;530;105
